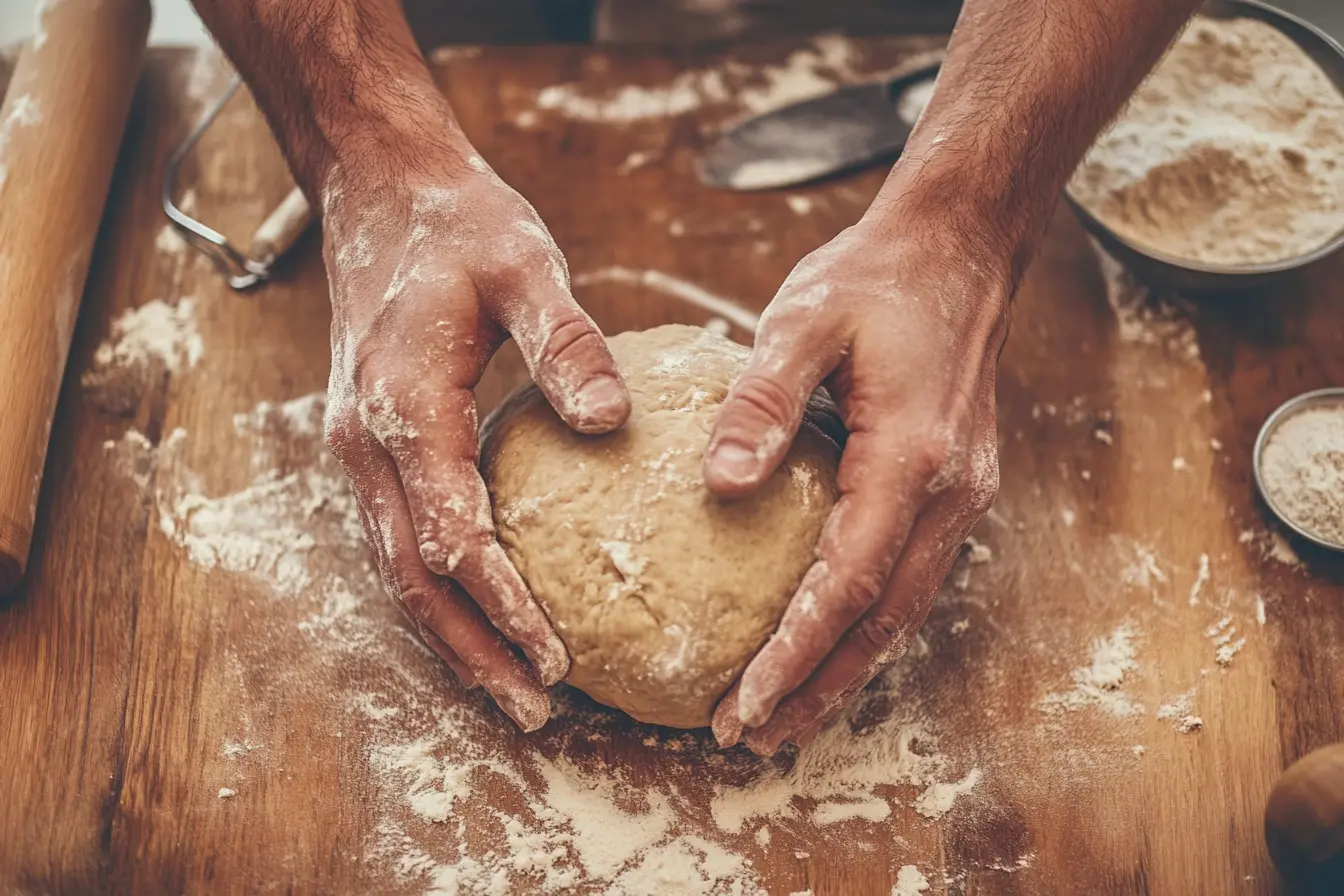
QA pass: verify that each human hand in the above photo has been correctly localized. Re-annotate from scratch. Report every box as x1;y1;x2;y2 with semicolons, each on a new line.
704;210;1009;755
320;150;630;731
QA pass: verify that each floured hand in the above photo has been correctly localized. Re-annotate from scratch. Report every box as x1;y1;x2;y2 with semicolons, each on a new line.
704;211;1008;755
321;154;630;731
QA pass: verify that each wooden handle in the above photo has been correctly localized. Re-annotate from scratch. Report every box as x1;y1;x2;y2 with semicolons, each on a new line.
249;185;313;265
0;0;151;596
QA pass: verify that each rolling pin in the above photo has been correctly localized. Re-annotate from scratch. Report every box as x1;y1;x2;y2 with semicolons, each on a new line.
0;0;152;596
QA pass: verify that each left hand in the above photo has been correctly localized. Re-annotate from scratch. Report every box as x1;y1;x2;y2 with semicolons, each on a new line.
704;208;1009;755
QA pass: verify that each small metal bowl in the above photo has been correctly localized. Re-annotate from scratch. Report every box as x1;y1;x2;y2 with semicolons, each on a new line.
1065;0;1344;294
1252;388;1344;553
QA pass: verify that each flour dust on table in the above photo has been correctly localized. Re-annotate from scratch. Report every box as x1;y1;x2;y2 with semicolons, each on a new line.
95;309;1282;894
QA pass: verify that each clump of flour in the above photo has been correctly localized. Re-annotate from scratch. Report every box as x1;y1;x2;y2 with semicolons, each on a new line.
155;394;365;601
1071;17;1344;265
82;298;204;412
1039;623;1143;717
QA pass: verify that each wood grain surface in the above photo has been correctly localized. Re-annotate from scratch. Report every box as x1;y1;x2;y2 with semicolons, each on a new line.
1;39;1342;896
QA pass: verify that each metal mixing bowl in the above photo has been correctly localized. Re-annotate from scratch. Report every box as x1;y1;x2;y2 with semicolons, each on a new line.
1252;387;1344;553
1064;0;1344;293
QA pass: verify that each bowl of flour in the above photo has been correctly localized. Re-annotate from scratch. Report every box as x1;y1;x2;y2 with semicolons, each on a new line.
1066;0;1344;292
1254;388;1344;553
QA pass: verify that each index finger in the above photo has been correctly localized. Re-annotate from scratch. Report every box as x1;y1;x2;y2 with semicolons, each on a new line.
745;498;976;755
735;424;948;727
364;378;570;685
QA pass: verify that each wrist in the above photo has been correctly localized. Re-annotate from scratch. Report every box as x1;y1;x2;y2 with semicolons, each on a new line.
861;167;1021;305
310;78;478;205
870;88;1080;291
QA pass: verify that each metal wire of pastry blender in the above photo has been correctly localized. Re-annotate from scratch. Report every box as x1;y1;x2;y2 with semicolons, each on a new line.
161;75;271;291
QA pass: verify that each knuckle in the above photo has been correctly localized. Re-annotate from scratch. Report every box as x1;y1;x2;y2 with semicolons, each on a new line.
910;439;958;486
485;239;554;292
350;367;419;449
727;373;802;432
831;569;885;622
778;691;828;730
398;583;440;624
537;311;604;371
322;406;362;459
418;536;470;575
854;603;915;655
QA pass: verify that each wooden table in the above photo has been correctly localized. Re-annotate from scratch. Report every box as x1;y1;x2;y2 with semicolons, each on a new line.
1;39;1342;896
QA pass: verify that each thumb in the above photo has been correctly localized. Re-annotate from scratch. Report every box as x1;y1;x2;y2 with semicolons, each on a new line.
704;320;841;496
503;287;631;436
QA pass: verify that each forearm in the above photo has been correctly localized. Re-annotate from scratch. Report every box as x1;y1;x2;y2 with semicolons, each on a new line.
878;0;1204;283
190;0;471;200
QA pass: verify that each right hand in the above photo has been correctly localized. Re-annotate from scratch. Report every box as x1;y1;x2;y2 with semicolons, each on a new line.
320;150;631;731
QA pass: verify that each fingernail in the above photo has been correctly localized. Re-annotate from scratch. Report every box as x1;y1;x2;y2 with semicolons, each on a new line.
709;442;760;486
736;667;783;728
713;708;744;748
494;686;551;733
537;638;570;687
575;375;628;430
745;727;786;758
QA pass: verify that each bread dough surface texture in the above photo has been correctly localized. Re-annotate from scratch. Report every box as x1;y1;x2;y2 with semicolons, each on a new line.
481;324;841;728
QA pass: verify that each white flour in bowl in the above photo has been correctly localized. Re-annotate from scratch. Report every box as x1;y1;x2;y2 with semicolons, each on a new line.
1070;16;1344;266
1261;401;1344;546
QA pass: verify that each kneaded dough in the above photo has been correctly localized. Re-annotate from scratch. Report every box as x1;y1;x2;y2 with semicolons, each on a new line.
480;324;841;729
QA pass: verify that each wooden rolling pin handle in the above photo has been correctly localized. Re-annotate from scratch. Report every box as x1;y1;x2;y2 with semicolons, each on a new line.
0;0;152;596
249;185;313;266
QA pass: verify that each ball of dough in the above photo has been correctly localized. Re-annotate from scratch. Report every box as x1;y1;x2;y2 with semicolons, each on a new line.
481;324;842;729
1265;744;1344;888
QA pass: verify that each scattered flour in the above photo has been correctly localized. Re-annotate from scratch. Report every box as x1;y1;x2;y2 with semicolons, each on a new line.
0;91;42;190
528;35;942;126
221;739;259;759
1176;716;1204;734
106;393;1004;894
155;224;188;257
1090;241;1200;362
912;769;983;819
1039;623;1143;717
1156;691;1203;734
1118;540;1168;592
1239;526;1305;568
892;865;930;896
1188;553;1210;606
103;428;156;491
1205;617;1246;668
82;298;204;412
710;697;982;833
89;298;203;374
